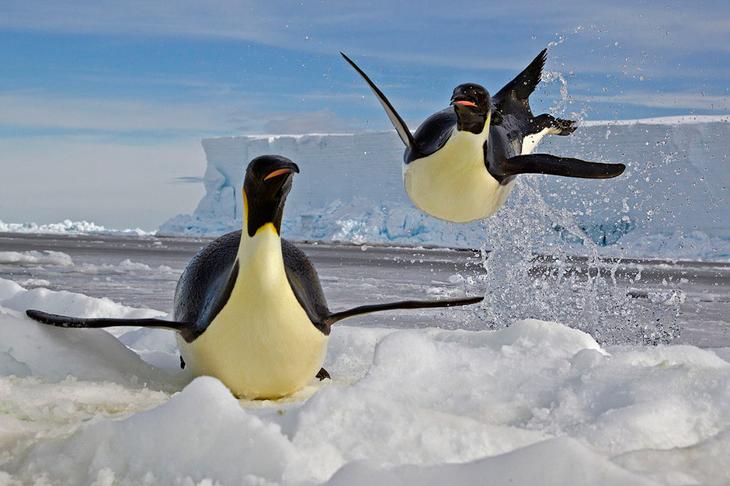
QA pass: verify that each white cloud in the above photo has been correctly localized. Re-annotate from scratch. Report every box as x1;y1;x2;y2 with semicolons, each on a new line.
0;1;282;44
3;0;729;72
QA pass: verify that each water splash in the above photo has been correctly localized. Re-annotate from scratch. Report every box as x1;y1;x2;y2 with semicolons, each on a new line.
541;70;571;117
467;56;682;345
473;178;681;345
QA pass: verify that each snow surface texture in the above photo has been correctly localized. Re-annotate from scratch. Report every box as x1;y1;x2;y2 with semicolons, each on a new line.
1;276;729;485
160;117;730;261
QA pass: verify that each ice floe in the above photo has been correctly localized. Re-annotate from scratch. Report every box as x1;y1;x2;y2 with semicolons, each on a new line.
0;278;728;484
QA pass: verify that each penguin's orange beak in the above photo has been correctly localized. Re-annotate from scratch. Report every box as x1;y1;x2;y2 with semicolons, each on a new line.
264;168;293;181
453;100;477;108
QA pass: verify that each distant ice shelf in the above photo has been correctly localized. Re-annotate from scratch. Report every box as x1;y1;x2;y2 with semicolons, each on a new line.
156;116;726;261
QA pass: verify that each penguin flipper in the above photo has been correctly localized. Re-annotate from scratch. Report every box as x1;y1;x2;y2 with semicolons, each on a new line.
26;309;195;333
340;52;415;150
492;49;547;119
324;296;483;326
500;154;625;179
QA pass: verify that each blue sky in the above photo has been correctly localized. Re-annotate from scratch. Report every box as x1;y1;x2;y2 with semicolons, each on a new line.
0;0;728;228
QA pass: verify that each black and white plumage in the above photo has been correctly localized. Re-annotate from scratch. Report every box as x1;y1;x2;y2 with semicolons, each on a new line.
342;50;625;223
26;155;483;399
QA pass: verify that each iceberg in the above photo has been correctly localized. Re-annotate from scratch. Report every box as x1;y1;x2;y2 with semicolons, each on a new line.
160;117;730;260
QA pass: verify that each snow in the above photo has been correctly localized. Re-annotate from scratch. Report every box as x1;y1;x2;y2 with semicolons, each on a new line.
326;438;655;486
75;259;177;275
1;277;729;484
0;282;163;323
0;250;73;267
0;219;152;236
16;278;51;288
0;278;174;386
160;118;730;261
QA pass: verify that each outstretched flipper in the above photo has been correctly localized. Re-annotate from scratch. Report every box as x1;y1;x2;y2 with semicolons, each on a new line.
495;154;625;180
26;309;197;338
323;296;483;326
340;52;416;151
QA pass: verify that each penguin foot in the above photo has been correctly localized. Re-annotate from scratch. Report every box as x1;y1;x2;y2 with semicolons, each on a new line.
532;113;576;136
552;116;577;135
316;368;331;381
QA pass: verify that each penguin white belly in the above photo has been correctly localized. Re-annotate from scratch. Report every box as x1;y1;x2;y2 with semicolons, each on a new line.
404;130;514;222
177;225;327;400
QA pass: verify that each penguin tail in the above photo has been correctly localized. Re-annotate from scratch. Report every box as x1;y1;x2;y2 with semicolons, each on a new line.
25;309;194;333
323;296;483;326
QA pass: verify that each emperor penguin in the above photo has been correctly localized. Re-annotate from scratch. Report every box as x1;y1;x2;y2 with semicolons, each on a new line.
26;155;483;400
341;50;626;223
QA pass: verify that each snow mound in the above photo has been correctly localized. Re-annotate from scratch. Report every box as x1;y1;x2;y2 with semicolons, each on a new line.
327;437;655;486
0;250;73;267
2;299;729;484
0;277;177;388
1;283;163;321
0;278;24;301
8;377;295;485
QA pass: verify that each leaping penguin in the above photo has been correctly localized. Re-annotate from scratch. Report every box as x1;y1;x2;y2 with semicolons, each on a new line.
25;155;483;400
341;49;626;223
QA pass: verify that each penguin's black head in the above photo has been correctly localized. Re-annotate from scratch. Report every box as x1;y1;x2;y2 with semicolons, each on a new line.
243;155;300;237
450;83;491;134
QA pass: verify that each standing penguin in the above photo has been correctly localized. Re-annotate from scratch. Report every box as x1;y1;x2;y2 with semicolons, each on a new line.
26;155;483;399
341;50;625;223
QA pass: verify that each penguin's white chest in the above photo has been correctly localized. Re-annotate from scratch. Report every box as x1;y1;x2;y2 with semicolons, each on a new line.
177;226;327;399
404;130;515;222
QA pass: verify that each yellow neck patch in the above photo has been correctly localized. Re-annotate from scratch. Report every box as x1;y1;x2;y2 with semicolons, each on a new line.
255;222;277;236
243;190;249;226
480;111;492;136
